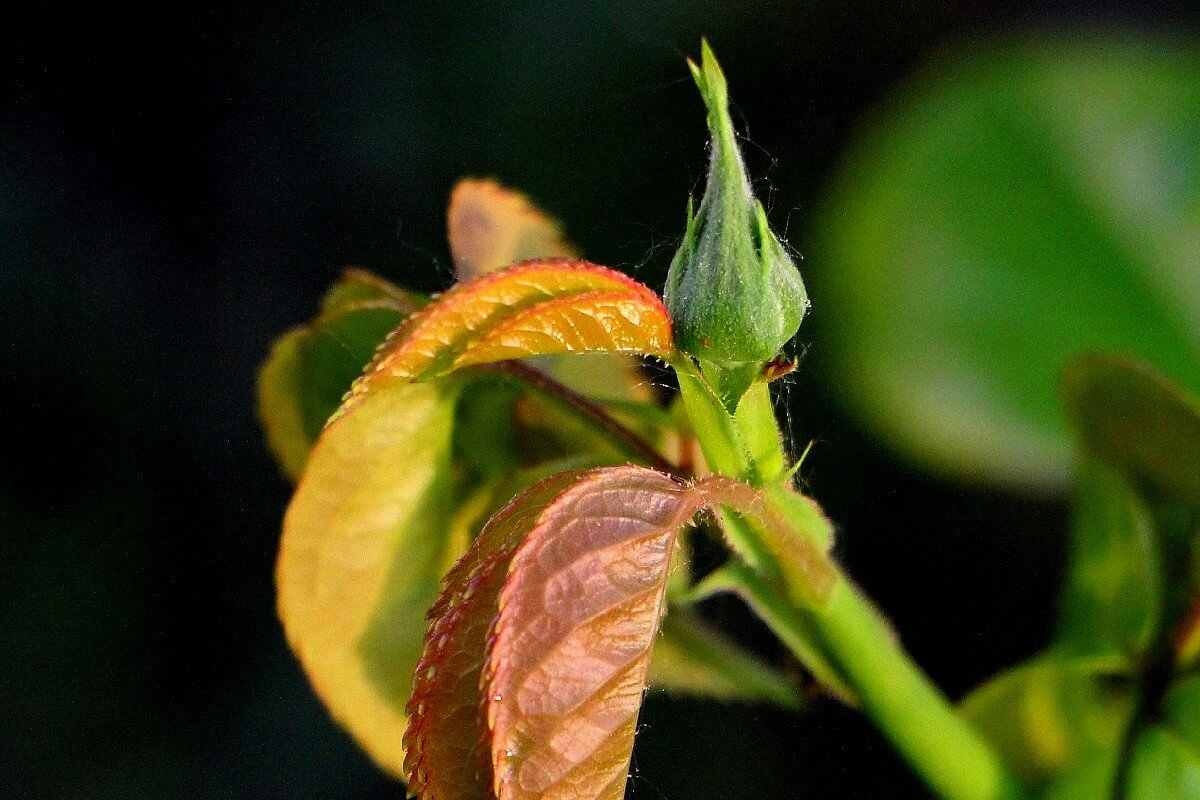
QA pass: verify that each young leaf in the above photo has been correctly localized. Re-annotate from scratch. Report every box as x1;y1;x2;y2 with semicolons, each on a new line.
1061;352;1200;505
405;470;586;800
345;260;671;400
1055;457;1162;662
258;270;415;479
486;467;705;800
276;380;463;777
446;178;659;455
448;179;576;281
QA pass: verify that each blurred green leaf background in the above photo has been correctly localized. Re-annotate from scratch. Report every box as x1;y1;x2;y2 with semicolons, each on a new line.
2;2;1198;798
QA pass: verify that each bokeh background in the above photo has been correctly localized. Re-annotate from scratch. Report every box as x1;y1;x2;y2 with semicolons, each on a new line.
3;3;1198;798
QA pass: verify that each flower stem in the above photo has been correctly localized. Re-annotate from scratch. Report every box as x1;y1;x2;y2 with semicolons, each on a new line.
808;577;1030;800
672;357;1029;800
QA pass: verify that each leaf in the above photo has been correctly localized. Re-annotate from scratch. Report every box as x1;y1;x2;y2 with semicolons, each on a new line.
1178;601;1200;670
1061;352;1200;505
1125;725;1200;800
1055;457;1162;662
690;559;856;703
276;380;463;777
448;179;576;281
320;266;422;314
258;271;414;479
486;467;705;800
1164;672;1200;754
811;37;1200;490
345;260;672;404
444;178;662;459
1039;749;1126;800
405;471;586;800
648;610;804;709
959;655;1135;785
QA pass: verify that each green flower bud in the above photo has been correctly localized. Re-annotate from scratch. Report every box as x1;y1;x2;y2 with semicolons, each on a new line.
664;41;809;368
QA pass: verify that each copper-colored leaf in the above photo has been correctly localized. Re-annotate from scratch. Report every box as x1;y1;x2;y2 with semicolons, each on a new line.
448;179;575;281
485;467;705;800
346;260;672;406
404;471;586;800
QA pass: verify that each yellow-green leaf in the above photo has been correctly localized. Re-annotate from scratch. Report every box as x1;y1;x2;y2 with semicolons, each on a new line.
1056;457;1162;662
276;380;464;777
960;655;1134;785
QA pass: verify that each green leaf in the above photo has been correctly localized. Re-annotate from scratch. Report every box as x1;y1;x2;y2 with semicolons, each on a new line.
811;37;1200;490
1056;457;1162;662
1164;672;1200;755
1061;353;1200;505
258;272;413;480
648;609;805;710
959;655;1135;785
1038;749;1125;800
1125;725;1200;800
319;266;421;314
690;560;855;703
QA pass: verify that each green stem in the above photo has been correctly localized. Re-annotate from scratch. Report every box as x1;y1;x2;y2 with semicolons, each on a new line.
671;356;1029;800
809;578;1029;800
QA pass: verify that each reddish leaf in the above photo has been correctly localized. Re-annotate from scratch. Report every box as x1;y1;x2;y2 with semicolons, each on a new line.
404;467;836;800
485;467;705;800
404;471;586;800
343;261;671;413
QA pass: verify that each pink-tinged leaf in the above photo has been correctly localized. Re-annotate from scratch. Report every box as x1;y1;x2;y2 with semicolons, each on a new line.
485;467;705;800
404;470;586;800
448;179;576;282
346;260;672;404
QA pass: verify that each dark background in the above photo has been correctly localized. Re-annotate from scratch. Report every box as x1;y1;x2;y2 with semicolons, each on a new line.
2;2;1195;798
